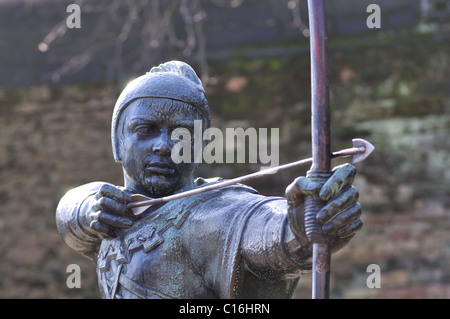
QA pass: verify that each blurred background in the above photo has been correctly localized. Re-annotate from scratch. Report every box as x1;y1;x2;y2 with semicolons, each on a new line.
0;0;449;298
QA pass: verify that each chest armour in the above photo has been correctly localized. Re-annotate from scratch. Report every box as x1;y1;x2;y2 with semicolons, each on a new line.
96;200;196;299
95;181;264;299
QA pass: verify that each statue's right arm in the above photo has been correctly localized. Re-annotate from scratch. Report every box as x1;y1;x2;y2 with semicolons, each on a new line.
56;182;104;261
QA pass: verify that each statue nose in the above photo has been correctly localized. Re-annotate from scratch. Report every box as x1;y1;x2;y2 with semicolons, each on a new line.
152;130;171;156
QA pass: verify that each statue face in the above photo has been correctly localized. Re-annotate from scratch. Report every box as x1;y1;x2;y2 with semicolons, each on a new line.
118;98;201;197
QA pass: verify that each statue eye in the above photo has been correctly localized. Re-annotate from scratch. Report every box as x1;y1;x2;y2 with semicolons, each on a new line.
135;124;157;136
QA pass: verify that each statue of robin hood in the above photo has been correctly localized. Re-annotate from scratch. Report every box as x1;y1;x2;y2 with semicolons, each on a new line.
56;61;362;299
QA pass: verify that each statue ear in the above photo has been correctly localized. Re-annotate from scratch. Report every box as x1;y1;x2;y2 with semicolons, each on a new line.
113;116;127;163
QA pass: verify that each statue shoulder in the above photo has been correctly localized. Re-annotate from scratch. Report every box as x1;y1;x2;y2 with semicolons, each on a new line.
194;176;259;196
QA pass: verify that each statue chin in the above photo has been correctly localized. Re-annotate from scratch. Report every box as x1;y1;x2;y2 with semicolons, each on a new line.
142;175;179;198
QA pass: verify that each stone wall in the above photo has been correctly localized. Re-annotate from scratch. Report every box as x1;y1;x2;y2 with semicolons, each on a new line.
0;85;120;297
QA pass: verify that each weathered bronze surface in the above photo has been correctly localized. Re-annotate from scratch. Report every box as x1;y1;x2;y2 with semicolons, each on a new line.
56;61;362;299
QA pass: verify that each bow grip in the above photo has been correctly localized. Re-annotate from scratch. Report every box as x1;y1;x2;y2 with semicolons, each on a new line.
304;170;332;244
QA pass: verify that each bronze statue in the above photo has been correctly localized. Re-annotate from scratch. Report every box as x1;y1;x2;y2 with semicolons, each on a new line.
56;61;362;299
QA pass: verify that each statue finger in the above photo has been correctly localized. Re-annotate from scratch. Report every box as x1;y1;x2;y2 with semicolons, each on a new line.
96;183;131;204
336;218;363;238
319;163;356;201
317;186;359;223
97;211;133;229
94;196;129;217
286;176;322;203
89;220;116;239
321;202;362;236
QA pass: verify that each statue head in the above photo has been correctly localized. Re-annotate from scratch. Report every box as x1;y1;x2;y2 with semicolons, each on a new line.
112;61;210;162
111;61;210;197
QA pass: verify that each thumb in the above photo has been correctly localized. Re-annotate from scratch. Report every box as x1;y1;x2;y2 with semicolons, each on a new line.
285;176;322;203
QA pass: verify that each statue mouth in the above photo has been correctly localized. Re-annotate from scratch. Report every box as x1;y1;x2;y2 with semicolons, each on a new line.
144;162;176;176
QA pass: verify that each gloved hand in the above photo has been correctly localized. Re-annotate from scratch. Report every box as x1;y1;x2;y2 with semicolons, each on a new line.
88;183;134;238
285;163;362;254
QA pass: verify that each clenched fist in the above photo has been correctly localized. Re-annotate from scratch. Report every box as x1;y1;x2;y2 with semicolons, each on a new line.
285;163;362;254
88;183;134;238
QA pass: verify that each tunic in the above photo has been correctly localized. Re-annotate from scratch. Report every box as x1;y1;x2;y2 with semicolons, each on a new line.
56;178;312;299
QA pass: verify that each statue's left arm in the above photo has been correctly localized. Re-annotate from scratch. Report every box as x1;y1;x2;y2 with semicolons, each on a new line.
55;182;104;261
240;197;313;279
241;163;362;279
56;181;134;261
